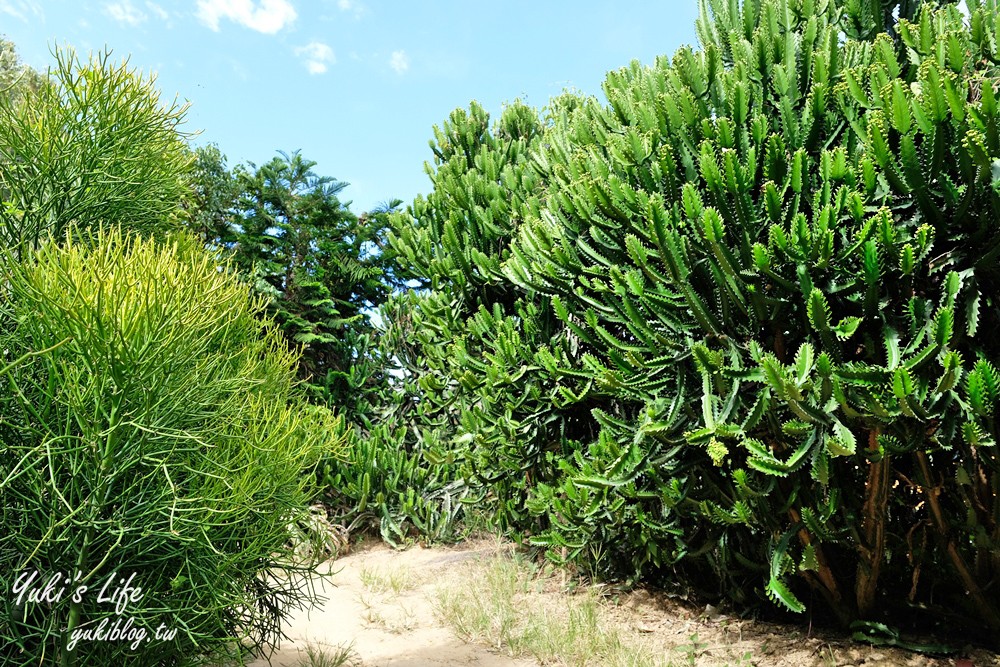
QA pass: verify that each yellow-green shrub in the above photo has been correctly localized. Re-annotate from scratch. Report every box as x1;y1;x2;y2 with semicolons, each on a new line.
0;228;344;666
0;47;191;254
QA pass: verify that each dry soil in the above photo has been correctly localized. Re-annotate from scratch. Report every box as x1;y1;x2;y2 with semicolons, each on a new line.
246;542;1000;667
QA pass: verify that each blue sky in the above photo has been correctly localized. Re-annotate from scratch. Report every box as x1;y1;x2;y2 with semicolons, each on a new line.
2;1;699;213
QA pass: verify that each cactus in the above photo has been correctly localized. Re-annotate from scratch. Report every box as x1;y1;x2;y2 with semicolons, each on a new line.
386;0;1000;640
502;0;1000;634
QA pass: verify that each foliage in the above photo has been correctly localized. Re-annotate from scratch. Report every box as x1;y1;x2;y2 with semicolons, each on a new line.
183;146;414;547
0;228;345;666
384;0;1000;642
0;47;191;254
183;143;242;250
319;421;470;547
186;147;397;423
383;100;598;534
504;0;1000;633
0;38;46;107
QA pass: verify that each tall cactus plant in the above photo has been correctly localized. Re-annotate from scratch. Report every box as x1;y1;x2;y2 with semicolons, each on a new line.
502;0;1000;635
383;98;606;531
383;0;1000;640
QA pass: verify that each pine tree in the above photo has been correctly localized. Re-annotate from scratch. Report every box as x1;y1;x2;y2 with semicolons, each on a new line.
187;147;395;421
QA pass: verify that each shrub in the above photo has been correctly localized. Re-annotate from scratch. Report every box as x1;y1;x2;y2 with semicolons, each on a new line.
0;47;191;254
386;0;1000;643
0;228;344;666
383;100;596;532
505;0;1000;637
319;421;470;546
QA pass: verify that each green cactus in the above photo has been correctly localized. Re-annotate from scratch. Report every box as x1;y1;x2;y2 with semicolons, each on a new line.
498;0;1000;634
382;0;1000;642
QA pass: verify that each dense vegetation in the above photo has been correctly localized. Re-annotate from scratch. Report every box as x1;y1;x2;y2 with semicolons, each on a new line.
185;147;400;422
0;45;343;666
4;0;1000;660
0;229;343;666
378;0;1000;645
0;47;190;252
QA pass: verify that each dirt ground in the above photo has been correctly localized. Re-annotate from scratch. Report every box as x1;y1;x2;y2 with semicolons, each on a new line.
247;541;1000;667
247;542;535;667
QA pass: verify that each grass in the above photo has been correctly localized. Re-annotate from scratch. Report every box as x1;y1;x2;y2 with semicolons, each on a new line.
356;563;419;633
433;552;678;667
358;564;417;595
357;592;386;627
433;550;767;666
296;641;362;667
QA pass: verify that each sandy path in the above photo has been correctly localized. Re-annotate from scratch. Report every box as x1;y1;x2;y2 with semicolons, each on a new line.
247;543;536;667
246;541;1000;667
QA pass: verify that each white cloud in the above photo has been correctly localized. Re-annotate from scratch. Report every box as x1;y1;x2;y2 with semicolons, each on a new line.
196;0;296;34
229;58;250;81
336;0;364;18
0;0;42;22
389;49;409;74
295;41;335;74
145;1;169;21
105;0;146;26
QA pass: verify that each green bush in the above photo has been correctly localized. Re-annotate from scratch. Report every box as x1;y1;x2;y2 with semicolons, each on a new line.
383;100;594;533
506;0;1000;636
0;47;191;254
0;228;344;666
385;0;1000;644
319;421;470;546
